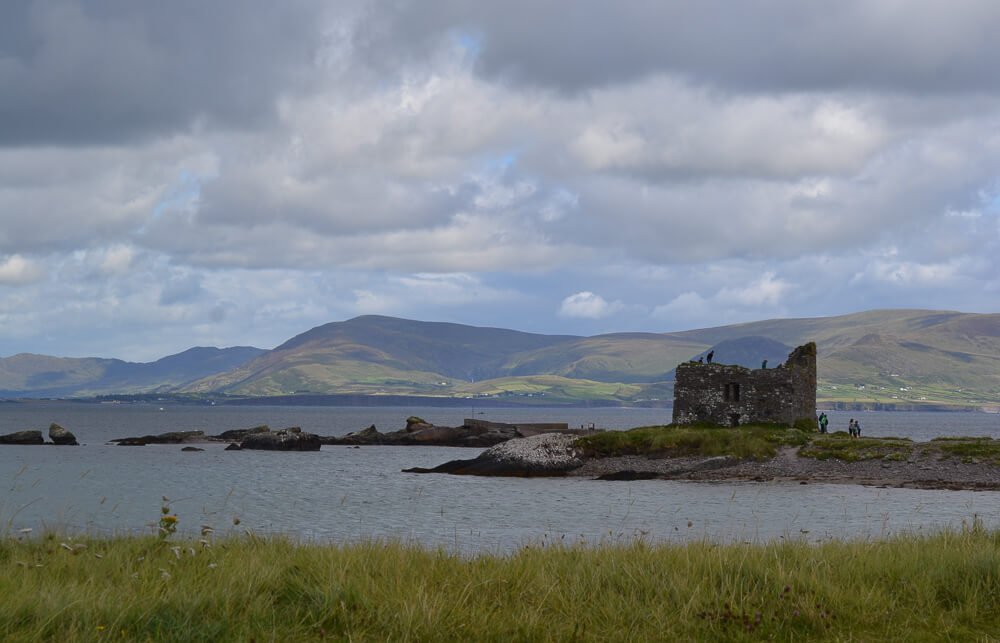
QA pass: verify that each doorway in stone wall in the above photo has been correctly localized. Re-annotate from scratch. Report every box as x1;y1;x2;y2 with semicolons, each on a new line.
729;413;740;427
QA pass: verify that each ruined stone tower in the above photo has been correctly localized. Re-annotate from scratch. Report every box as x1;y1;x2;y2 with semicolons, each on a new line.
672;342;817;427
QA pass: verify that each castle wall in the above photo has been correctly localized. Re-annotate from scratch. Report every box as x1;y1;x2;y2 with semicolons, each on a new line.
671;343;816;426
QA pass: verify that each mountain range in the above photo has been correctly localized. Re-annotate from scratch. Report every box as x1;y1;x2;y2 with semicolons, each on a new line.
3;309;999;409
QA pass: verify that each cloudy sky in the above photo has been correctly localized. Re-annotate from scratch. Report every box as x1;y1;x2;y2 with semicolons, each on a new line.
2;1;999;360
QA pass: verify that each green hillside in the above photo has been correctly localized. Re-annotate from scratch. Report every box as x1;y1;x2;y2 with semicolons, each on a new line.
7;310;1000;408
0;347;264;397
668;310;1000;408
178;310;1000;409
504;333;709;383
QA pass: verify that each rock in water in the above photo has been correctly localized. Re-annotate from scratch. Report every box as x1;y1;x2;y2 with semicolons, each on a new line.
111;431;205;446
48;423;79;445
404;433;583;477
181;446;204;452
0;430;45;445
213;425;269;441
240;427;321;451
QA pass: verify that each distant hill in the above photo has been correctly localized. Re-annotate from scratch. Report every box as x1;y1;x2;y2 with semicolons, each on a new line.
181;310;1000;408
0;346;265;397
670;310;1000;408
5;310;1000;408
183;315;580;396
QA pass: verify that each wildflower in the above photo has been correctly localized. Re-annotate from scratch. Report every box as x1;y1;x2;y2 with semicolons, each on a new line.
60;543;73;551
96;625;106;632
170;546;181;560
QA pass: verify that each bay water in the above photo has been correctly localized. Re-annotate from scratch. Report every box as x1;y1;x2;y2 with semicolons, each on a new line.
1;402;999;553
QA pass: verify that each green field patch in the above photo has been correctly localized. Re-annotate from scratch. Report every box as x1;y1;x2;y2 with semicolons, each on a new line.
576;424;812;460
930;437;1000;464
798;435;914;462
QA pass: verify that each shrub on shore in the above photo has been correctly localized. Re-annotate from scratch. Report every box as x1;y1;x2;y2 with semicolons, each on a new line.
3;526;998;641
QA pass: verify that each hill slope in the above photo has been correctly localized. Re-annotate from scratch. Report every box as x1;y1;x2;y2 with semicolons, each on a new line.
0;346;265;397
668;310;1000;406
6;310;1000;408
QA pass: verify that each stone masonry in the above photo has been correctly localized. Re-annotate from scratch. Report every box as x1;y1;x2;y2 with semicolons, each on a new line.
672;343;817;427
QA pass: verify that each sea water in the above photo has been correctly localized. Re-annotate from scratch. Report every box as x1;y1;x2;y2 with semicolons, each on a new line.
1;401;998;552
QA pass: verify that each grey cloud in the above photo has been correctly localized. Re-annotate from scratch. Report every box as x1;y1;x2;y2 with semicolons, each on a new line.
158;273;204;306
359;1;1000;94
0;0;327;145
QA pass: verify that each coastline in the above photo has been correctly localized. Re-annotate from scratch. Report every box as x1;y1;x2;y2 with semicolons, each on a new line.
410;428;1000;491
570;446;1000;490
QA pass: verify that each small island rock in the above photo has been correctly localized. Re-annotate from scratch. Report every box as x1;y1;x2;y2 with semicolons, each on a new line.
240;427;321;451
48;423;79;446
0;430;45;445
404;433;583;477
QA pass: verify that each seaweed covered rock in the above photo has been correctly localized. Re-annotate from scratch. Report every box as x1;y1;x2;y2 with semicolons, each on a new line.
404;433;584;477
240;427;321;451
48;423;79;445
0;430;45;445
212;425;269;442
111;431;205;446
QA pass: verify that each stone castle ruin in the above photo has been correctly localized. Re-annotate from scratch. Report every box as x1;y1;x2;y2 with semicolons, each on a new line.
672;343;817;427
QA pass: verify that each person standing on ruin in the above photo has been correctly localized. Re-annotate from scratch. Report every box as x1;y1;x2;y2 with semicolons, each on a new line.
706;350;714;363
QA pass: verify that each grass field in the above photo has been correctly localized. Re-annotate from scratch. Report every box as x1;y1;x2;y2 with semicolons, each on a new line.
576;423;813;460
2;526;999;641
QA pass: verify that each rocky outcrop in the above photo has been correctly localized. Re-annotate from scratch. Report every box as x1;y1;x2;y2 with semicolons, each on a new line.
48;423;79;445
211;425;269;441
239;427;321;451
111;431;206;446
404;434;584;477
0;430;45;445
326;418;596;448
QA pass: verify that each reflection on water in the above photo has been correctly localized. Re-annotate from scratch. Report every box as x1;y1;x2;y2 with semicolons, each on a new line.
1;402;998;552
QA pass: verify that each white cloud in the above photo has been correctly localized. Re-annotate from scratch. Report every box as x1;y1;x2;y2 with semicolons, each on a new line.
2;2;1000;358
0;255;45;286
718;272;791;307
558;291;623;319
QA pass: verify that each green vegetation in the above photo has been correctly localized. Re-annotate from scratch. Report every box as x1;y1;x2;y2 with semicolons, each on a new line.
931;436;1000;464
576;423;812;460
454;375;643;403
799;434;915;462
2;528;1000;641
7;310;1000;407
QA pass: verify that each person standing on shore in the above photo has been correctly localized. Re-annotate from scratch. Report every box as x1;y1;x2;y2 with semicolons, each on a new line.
854;419;862;437
848;419;856;437
818;412;828;434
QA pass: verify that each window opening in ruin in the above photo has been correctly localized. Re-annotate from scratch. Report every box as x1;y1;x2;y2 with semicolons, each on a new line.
724;382;740;402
